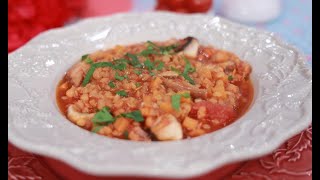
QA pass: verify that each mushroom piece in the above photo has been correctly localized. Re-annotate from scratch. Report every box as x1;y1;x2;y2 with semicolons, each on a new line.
162;78;207;99
151;114;183;141
66;61;91;87
128;126;151;141
67;105;95;127
174;37;200;58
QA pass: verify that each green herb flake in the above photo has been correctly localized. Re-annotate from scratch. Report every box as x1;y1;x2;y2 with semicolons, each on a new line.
140;43;159;56
115;72;126;81
150;71;156;76
181;92;191;98
146;41;159;48
171;94;181;110
84;57;94;64
183;56;196;73
82;62;120;86
112;59;129;71
126;53;142;68
113;59;129;64
140;48;157;56
134;69;142;75
170;66;181;74
121;110;144;122
92;107;115;123
181;57;196;85
91;125;104;133
81;54;89;60
160;44;177;55
182;73;195;85
144;59;155;71
112;62;127;70
135;82;141;87
228;75;233;81
116;90;128;97
155;61;164;70
82;65;96;86
108;81;116;88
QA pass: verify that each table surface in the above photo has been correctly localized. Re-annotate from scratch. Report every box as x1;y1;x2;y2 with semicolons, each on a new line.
8;0;312;179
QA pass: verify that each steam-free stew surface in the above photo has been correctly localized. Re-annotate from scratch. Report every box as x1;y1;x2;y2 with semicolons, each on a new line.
56;37;253;141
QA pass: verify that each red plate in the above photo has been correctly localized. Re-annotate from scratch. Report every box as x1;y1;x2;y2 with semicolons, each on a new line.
8;126;312;180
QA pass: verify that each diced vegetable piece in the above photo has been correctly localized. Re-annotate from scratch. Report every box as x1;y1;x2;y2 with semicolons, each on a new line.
113;118;130;133
159;102;173;113
182;117;199;130
188;129;206;137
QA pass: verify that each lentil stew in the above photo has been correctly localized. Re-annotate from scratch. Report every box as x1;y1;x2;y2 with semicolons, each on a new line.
56;37;253;141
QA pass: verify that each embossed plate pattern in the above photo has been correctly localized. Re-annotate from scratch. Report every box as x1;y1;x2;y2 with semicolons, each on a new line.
8;12;312;178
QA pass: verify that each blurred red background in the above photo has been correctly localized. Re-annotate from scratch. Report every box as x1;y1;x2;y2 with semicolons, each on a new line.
8;0;214;53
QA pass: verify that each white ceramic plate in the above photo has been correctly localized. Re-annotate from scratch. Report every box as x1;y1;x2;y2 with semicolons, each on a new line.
8;12;312;178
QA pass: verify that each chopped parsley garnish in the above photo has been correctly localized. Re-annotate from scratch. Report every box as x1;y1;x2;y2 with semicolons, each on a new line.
146;41;177;55
139;41;177;56
181;57;196;85
121;110;144;122
146;41;159;49
91;125;104;133
143;59;155;70
112;62;127;70
181;74;195;85
228;75;233;81
116;90;128;97
82;61;114;86
113;59;129;64
171;94;181;110
183;57;196;73
115;72;127;81
83;58;93;64
169;57;196;85
171;92;191;111
170;66;181;73
82;65;97;86
94;61;114;68
150;71;156;76
81;42;182;87
134;69;142;75
126;53;142;68
83;61;128;85
159;44;177;55
181;92;191;98
92;107;115;123
81;54;89;60
112;59;128;71
108;81;116;88
140;46;158;56
155;60;164;70
81;54;93;64
135;82;141;87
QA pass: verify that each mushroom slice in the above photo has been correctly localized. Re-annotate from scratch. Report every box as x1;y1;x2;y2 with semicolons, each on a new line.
162;78;207;99
174;37;200;58
66;62;91;87
151;114;183;141
67;105;95;127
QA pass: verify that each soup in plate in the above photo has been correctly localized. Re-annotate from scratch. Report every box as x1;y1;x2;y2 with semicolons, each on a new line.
56;37;253;141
